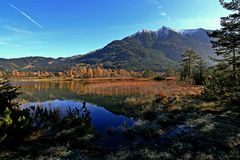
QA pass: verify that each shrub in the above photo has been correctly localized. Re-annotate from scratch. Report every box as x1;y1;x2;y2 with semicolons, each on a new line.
0;81;31;146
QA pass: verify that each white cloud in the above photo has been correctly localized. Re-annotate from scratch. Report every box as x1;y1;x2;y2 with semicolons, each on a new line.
147;0;172;21
8;3;43;29
160;12;167;16
159;12;172;21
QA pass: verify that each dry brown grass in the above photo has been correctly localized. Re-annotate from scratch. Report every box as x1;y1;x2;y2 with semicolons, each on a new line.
80;80;203;97
15;79;203;98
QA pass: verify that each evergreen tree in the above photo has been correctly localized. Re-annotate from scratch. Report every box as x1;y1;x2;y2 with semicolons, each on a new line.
205;0;240;103
0;81;20;113
194;57;207;85
180;49;204;84
0;81;30;144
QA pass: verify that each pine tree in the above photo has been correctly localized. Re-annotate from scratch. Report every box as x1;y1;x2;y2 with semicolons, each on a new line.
194;57;207;85
205;0;240;103
0;81;30;144
180;49;203;83
213;0;239;82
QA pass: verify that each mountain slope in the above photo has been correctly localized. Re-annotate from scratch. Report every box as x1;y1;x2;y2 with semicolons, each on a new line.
73;26;214;71
0;57;76;72
0;26;214;72
75;36;176;71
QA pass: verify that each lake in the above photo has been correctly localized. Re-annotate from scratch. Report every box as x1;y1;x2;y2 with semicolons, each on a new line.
13;80;155;148
12;80;200;147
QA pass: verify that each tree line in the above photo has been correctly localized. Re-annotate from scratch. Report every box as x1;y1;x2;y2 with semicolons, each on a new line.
67;64;141;78
8;64;142;78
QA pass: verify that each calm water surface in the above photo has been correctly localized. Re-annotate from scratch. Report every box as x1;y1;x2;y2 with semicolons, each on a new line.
13;81;143;148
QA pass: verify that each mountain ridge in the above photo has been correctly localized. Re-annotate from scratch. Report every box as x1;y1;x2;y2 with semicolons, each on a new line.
0;26;215;72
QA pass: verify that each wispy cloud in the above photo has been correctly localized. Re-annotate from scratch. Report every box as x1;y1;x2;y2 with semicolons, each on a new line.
4;25;32;35
159;12;172;21
160;12;167;16
159;10;172;21
0;41;21;47
148;0;172;21
8;3;43;29
150;0;163;10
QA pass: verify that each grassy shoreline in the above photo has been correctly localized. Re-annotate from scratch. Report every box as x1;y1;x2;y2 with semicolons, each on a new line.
10;77;152;83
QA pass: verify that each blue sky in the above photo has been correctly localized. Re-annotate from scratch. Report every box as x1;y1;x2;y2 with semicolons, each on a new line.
0;0;231;58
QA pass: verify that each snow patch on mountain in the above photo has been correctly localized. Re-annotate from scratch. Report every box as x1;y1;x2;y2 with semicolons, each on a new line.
179;28;205;36
130;26;178;38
